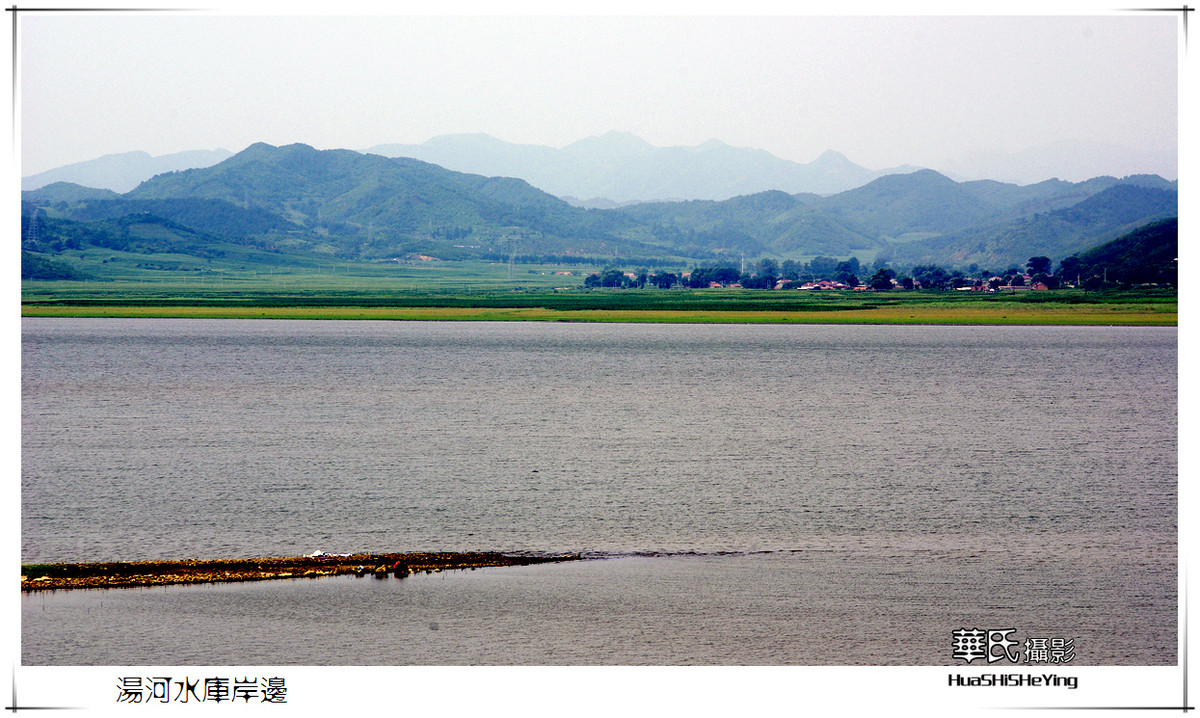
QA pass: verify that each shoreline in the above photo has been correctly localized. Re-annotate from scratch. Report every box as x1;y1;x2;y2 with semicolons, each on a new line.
20;552;583;592
19;304;1177;326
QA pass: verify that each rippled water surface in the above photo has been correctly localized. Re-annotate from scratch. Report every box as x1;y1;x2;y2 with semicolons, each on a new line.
21;319;1176;665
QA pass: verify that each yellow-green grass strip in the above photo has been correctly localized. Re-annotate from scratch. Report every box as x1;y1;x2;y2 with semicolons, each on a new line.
21;303;1177;325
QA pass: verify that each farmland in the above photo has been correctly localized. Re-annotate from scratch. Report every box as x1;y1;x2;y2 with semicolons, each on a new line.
21;263;1177;326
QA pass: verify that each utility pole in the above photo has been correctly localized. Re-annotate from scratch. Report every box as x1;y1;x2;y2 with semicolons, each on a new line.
508;235;517;282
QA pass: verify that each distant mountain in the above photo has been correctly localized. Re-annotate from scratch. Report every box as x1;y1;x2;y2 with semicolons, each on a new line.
366;133;558;188
367;132;923;202
20;142;1177;275
942;139;1178;185
22;149;234;193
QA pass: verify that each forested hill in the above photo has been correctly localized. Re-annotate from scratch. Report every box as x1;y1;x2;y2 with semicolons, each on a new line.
1058;217;1177;286
112;142;657;261
879;181;1178;267
611;169;1176;265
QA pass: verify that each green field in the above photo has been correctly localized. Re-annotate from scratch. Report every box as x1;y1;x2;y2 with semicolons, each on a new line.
22;261;1177;326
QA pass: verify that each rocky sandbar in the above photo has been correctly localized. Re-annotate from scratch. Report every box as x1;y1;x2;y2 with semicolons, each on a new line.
21;552;581;591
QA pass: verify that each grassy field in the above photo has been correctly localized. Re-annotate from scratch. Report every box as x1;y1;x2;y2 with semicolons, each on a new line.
19;258;1177;325
31;246;612;285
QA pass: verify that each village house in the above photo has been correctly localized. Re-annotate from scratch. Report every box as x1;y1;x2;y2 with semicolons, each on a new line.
798;280;851;290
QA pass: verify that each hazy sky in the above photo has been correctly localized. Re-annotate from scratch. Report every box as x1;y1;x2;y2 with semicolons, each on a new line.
17;5;1182;183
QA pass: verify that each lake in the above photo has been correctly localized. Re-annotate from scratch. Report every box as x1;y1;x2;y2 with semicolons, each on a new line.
20;318;1177;665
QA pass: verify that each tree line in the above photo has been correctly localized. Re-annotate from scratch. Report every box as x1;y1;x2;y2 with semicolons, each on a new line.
579;254;1130;291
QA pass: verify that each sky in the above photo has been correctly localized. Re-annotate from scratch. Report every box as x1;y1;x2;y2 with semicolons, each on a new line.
15;3;1184;185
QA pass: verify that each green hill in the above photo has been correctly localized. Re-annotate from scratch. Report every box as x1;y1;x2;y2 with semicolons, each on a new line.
880;183;1177;268
1061;218;1177;285
614;190;881;258
819;169;998;238
22;181;122;203
123;142;652;260
56;197;303;240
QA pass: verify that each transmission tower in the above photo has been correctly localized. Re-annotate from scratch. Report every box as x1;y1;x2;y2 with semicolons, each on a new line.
25;207;39;244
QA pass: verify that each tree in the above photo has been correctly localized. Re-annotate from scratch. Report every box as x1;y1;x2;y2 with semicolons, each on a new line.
714;265;741;284
599;268;625;287
807;256;838;280
834;257;860;285
1031;273;1059;289
755;258;778;289
740;271;776;289
912;264;950;290
687;264;740;288
22;250;82;280
650;271;678;289
1058;256;1083;284
1026;256;1052;275
869;268;895;291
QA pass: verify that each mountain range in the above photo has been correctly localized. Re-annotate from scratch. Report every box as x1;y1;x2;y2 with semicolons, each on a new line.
25;133;921;202
366;131;923;202
21;141;1178;274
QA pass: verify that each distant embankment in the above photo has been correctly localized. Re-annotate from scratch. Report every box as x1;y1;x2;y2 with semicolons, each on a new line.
20;301;1177;326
